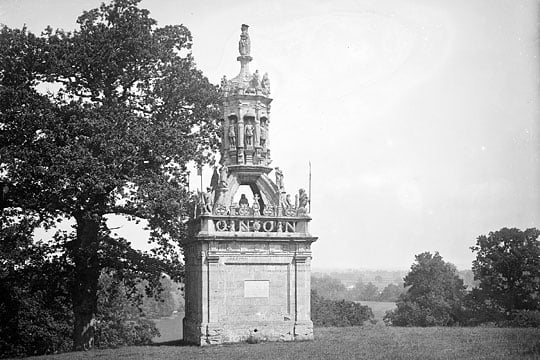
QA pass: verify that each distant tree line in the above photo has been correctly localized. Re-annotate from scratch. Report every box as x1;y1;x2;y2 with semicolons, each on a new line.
311;275;404;302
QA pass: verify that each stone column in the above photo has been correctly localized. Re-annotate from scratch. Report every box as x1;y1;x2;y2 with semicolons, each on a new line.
237;108;245;164
254;102;261;148
293;251;313;340
205;251;223;345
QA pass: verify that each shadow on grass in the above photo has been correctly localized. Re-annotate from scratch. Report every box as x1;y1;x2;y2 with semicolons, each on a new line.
150;339;193;347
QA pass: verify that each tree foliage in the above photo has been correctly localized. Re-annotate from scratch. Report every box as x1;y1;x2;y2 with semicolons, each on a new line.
0;220;73;358
95;272;159;349
469;228;540;325
346;280;380;301
378;283;403;302
384;252;467;326
311;291;374;327
471;227;540;313
0;0;219;351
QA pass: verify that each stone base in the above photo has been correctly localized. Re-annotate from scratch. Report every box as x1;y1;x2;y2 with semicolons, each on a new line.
183;318;313;346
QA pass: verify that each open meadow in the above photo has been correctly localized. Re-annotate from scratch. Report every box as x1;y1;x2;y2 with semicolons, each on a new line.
21;326;540;360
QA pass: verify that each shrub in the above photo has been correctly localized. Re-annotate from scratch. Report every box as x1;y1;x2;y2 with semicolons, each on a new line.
311;290;374;327
503;310;540;328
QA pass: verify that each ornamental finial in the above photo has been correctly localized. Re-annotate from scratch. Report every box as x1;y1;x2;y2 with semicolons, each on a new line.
239;24;251;56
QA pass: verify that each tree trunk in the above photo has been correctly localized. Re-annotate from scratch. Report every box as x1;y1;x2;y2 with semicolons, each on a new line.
71;214;101;351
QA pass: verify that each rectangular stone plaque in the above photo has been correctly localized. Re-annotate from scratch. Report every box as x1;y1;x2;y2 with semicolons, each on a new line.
244;280;270;298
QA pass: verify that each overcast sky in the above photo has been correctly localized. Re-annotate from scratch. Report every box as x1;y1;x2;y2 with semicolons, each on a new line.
2;0;539;270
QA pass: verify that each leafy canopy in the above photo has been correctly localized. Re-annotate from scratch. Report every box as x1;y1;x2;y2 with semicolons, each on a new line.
0;0;220;275
1;0;220;351
471;227;540;313
384;252;467;326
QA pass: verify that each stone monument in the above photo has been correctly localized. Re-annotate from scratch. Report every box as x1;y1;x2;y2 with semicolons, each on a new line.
182;24;317;345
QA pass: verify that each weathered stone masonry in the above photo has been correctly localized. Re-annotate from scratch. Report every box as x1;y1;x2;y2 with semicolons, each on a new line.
182;24;317;345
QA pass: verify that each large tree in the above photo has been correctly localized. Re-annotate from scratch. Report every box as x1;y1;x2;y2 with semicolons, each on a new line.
0;0;220;350
384;252;467;326
471;228;540;314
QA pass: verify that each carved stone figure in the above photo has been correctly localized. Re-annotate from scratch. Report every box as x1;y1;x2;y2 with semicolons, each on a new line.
228;124;236;147
245;124;254;146
284;194;293;208
252;194;261;214
239;24;250;56
298;188;308;208
274;167;284;190
202;187;213;213
219;165;228;188
239;193;249;206
297;188;309;216
238;193;250;216
210;167;219;191
260;125;267;148
250;70;261;90
262;72;270;94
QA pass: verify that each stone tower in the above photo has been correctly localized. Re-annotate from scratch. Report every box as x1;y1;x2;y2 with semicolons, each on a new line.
182;24;317;345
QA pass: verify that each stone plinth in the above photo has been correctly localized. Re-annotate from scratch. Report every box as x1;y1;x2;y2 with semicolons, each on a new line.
183;214;316;345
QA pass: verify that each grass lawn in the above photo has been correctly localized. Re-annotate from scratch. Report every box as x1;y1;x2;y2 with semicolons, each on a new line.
22;325;540;360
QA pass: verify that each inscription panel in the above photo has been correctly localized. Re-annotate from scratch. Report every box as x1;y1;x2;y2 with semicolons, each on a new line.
244;280;270;298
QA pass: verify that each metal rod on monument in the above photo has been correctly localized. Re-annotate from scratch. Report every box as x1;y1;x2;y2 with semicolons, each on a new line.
308;161;312;213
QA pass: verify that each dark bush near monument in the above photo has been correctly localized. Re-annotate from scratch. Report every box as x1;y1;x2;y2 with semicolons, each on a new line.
311;290;374;327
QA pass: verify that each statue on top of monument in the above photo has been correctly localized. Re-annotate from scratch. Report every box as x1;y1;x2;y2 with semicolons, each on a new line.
228;124;236;148
244;123;254;146
252;193;261;213
202;187;213;214
274;167;284;190
262;72;270;94
284;194;293;208
239;24;251;56
239;193;249;206
219;165;228;188
250;70;261;90
297;188;309;216
210;167;219;191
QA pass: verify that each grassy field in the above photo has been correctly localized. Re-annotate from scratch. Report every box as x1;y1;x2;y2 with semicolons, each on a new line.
22;326;540;360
